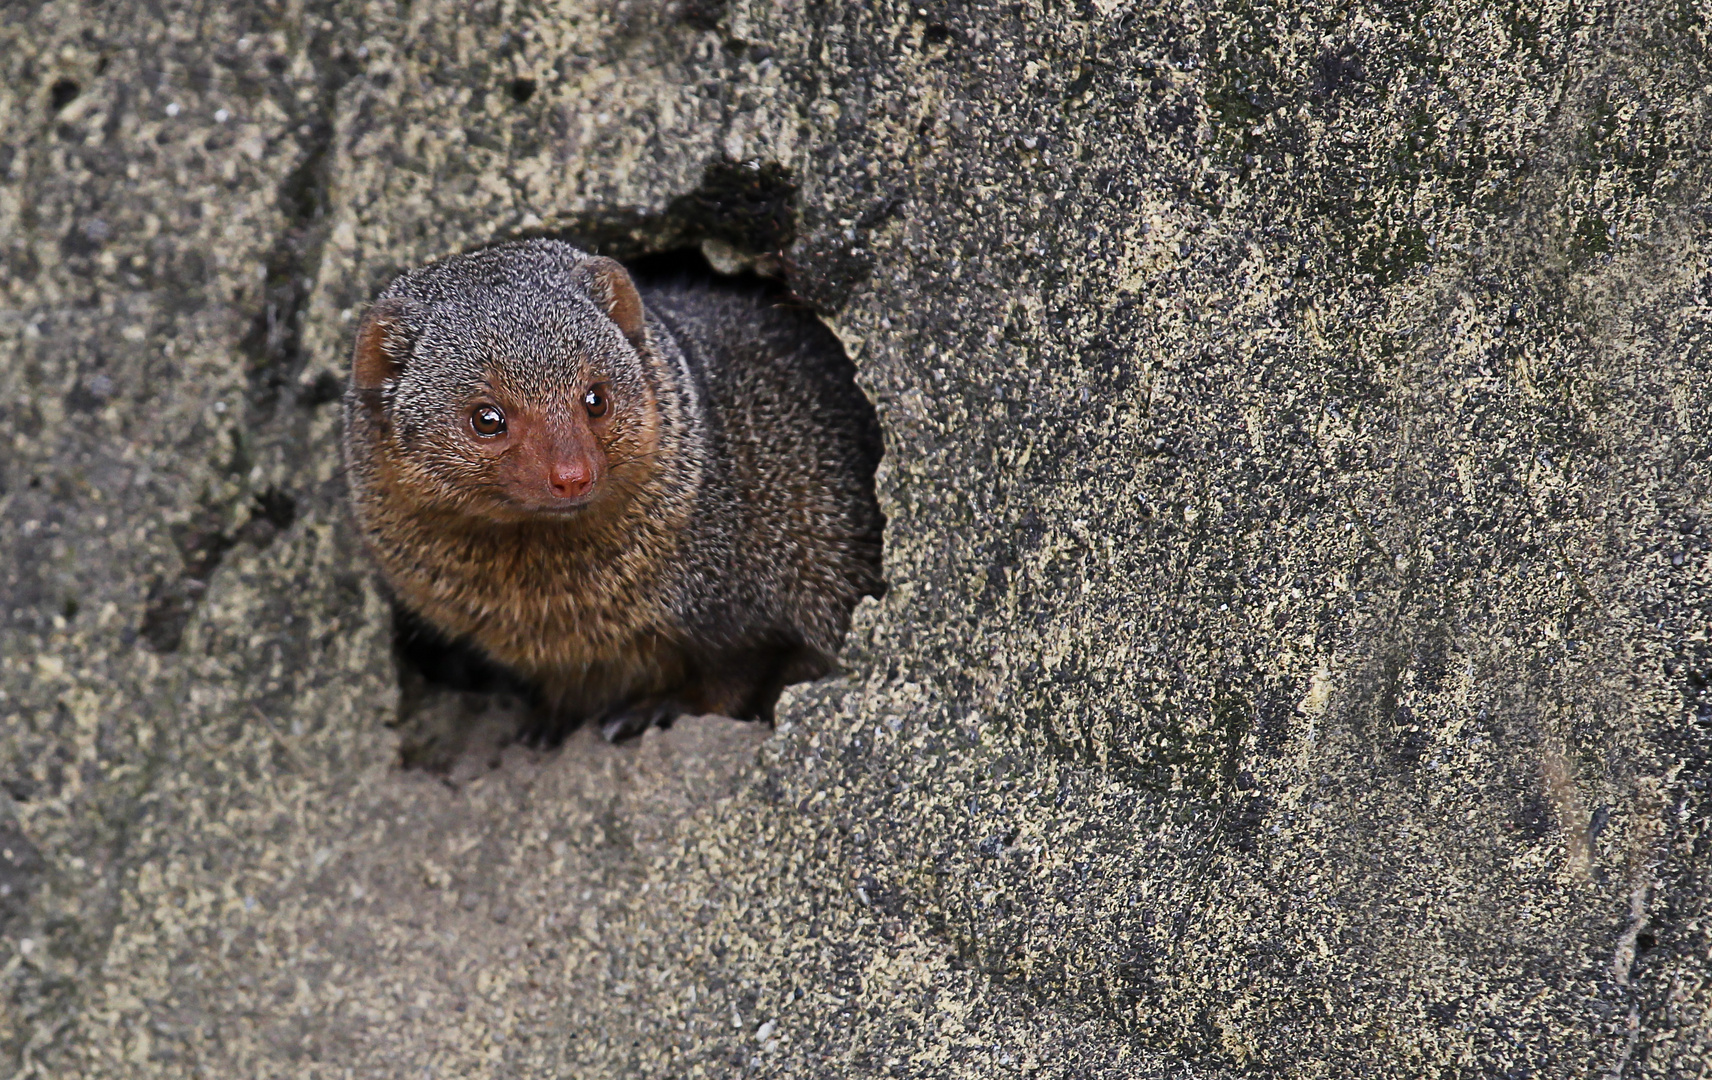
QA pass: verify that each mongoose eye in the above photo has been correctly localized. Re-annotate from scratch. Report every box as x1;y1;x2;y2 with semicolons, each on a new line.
583;385;609;419
470;404;507;437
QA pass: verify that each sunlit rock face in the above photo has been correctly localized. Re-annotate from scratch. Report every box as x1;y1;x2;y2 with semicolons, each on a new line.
3;0;1710;1075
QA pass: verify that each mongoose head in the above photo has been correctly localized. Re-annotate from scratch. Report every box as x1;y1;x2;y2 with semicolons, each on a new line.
348;242;667;524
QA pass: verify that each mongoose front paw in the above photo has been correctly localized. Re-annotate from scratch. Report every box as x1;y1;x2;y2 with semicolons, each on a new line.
516;708;575;750
598;702;678;743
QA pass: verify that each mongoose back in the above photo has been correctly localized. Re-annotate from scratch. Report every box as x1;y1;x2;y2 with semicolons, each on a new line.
343;239;884;740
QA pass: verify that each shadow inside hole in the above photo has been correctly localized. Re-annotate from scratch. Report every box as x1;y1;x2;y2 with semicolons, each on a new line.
515;158;799;280
389;603;540;777
385;247;885;775
622;245;791;297
50;79;81;111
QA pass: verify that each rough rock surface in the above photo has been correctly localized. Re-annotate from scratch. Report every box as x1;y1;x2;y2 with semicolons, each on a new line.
3;0;1712;1075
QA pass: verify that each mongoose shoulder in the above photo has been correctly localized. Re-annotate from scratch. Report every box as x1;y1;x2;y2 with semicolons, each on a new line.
343;239;885;740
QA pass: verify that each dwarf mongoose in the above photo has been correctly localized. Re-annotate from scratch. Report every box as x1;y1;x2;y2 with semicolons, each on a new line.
343;239;884;741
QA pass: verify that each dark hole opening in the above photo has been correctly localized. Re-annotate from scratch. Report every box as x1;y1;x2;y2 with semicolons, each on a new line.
250;486;298;531
621;245;788;292
297;369;344;408
49;79;81;111
394;604;530;699
507;78;537;104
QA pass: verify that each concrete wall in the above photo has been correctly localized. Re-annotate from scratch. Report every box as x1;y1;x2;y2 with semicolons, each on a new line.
2;0;1710;1074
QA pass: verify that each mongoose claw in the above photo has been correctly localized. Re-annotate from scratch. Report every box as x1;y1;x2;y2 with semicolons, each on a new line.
515;709;570;750
598;703;675;743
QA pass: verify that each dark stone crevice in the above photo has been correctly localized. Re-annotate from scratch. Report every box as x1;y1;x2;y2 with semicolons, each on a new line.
137;486;298;653
48;79;81;112
240;34;361;417
136;24;361;653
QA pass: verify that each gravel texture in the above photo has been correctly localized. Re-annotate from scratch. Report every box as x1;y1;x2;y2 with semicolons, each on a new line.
3;0;1711;1075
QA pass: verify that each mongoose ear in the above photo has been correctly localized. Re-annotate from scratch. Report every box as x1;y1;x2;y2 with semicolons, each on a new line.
351;297;417;392
576;257;647;348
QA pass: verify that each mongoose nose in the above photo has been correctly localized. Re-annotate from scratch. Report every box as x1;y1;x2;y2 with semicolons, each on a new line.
548;461;594;499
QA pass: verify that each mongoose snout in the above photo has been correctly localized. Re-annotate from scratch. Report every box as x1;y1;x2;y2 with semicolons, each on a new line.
463;389;610;510
343;239;884;743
